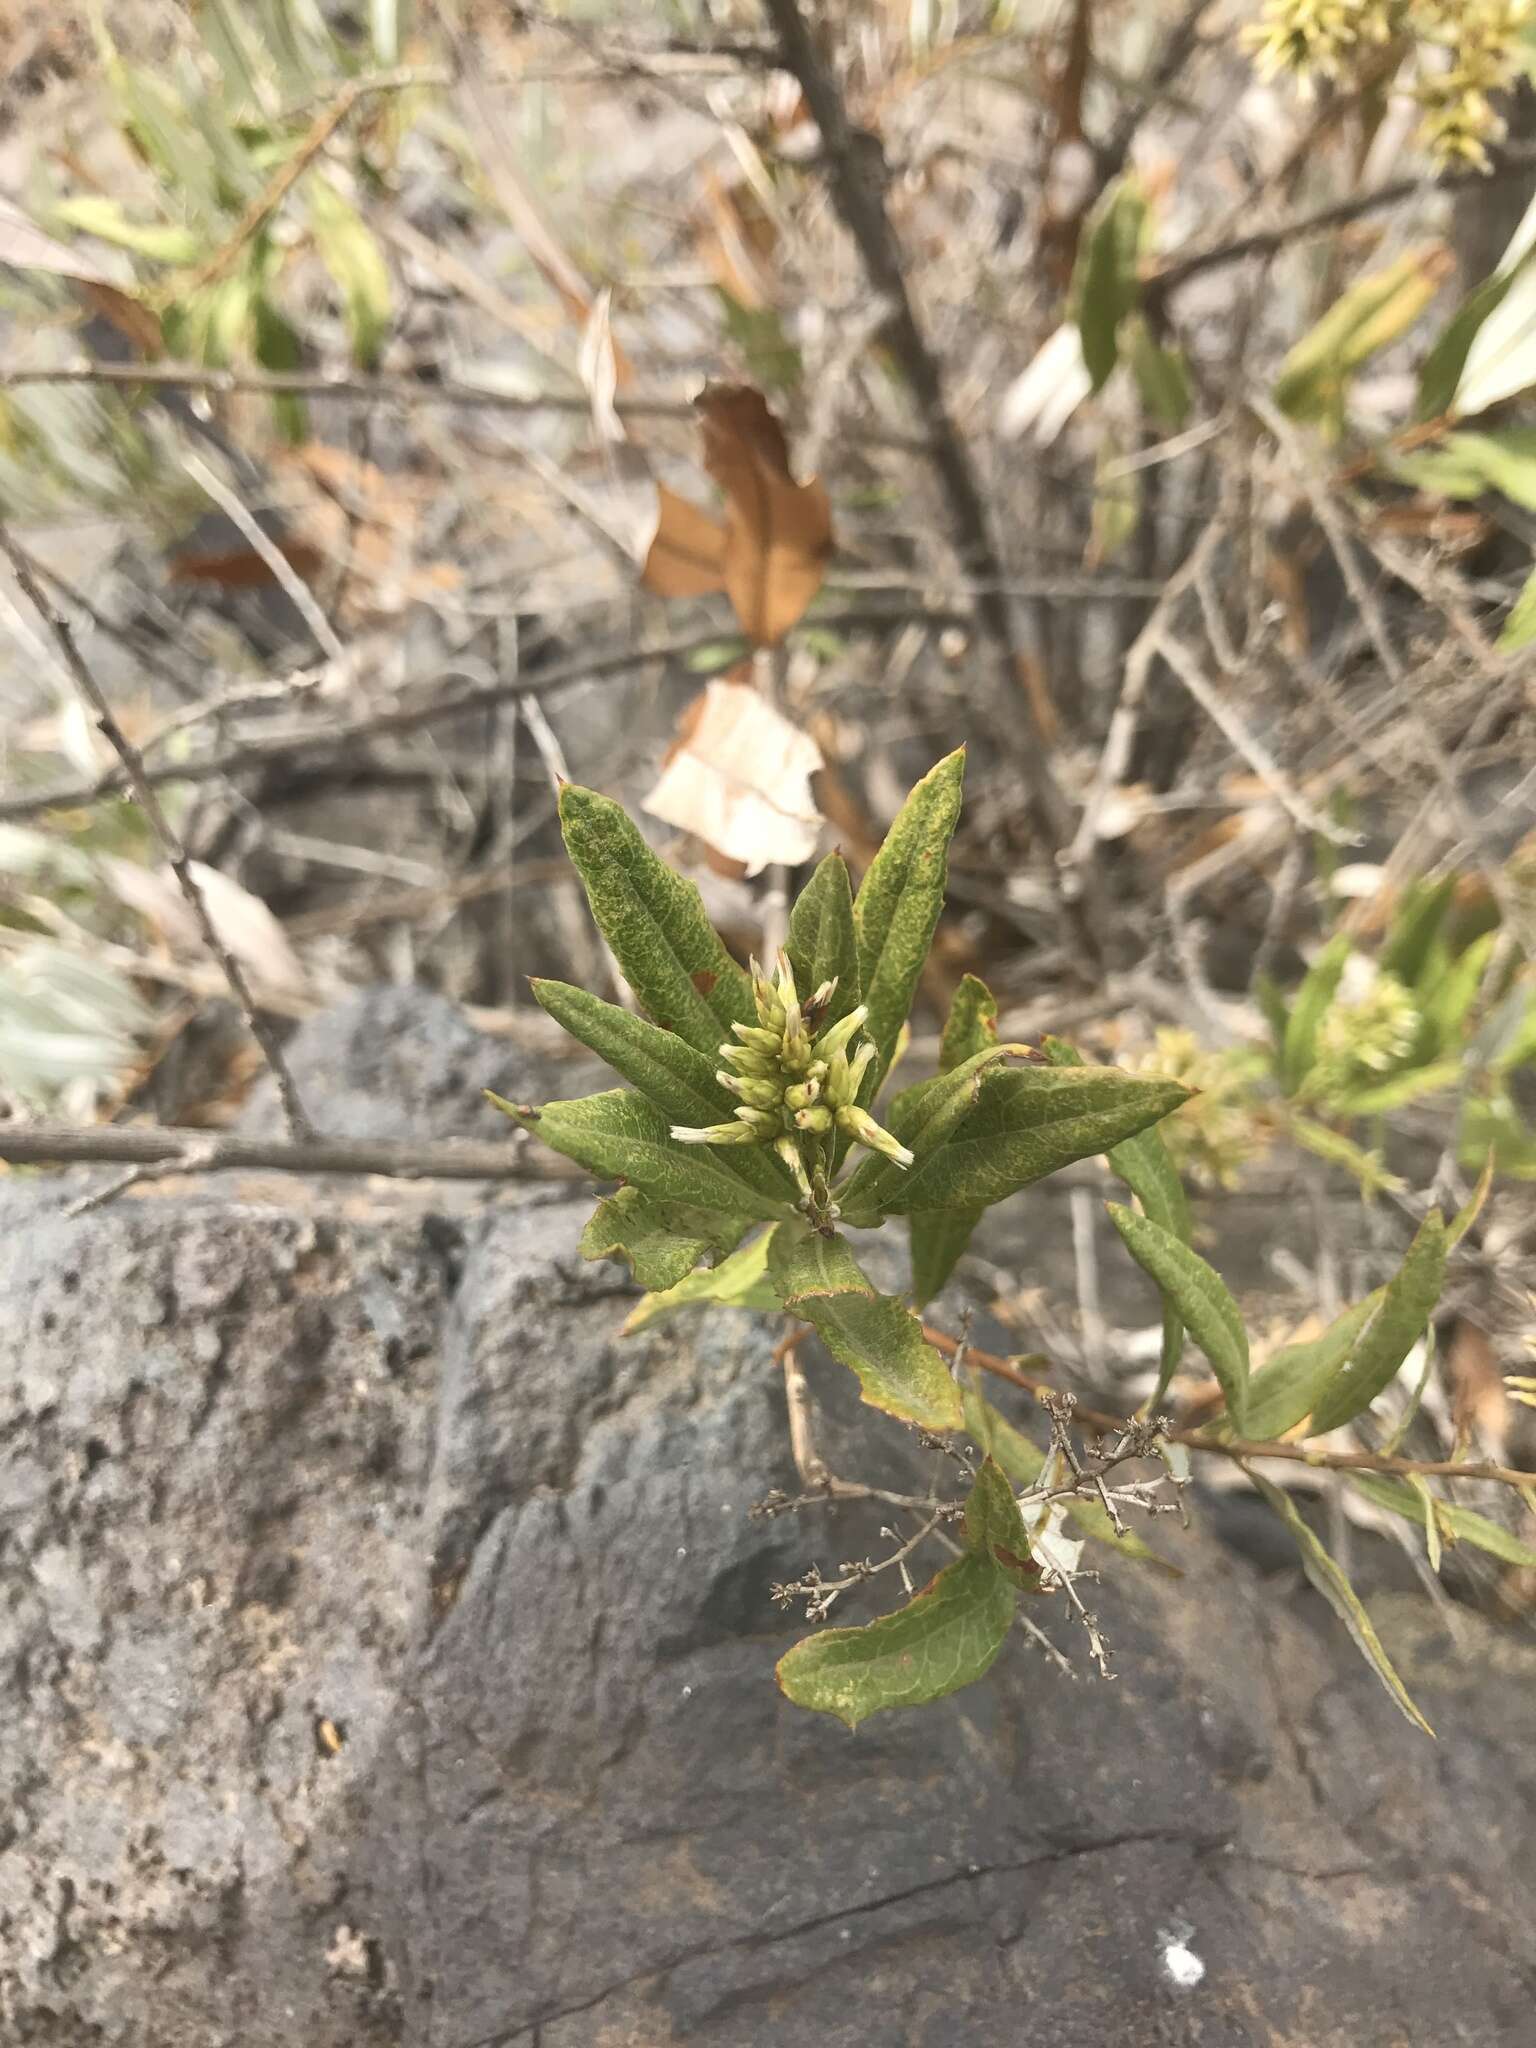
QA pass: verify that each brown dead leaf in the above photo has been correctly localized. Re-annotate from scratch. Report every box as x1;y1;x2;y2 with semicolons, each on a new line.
643;679;824;875
0;195;163;355
697;382;833;646
167;539;327;588
696;171;779;311
641;484;729;598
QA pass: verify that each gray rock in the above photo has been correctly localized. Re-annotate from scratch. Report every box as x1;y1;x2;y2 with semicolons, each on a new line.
4;995;1535;2047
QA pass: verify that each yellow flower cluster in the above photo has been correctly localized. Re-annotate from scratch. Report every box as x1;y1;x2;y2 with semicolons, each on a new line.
1246;0;1534;168
670;952;912;1205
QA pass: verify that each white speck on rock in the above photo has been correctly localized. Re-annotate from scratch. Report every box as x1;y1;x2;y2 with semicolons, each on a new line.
1161;1935;1205;1990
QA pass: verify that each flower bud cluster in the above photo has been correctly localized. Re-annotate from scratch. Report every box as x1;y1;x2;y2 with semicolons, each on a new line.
669;952;913;1198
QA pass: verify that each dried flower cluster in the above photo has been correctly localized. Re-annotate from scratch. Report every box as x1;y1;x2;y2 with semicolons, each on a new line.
1246;0;1534;167
670;952;912;1207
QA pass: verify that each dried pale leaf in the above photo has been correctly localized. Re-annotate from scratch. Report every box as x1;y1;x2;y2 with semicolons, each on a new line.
997;323;1092;445
697;383;833;645
103;858;307;997
642;680;823;876
578;287;624;443
641;484;729;598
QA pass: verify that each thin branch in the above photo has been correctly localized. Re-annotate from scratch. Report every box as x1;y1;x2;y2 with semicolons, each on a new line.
920;1327;1536;1493
759;0;1108;960
0;522;313;1141
0;1119;576;1185
0;612;969;824
180;449;345;662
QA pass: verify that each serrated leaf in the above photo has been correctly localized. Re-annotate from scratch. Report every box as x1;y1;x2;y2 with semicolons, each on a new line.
776;1550;1015;1729
622;1226;780;1332
557;783;754;1056
1307;1210;1448;1435
529;978;795;1205
1043;1036;1191;1401
1250;1472;1433;1735
963;1457;1040;1590
1215;1295;1381;1441
786;851;861;1030
580;1186;750;1292
769;1227;962;1431
961;1386;1178;1570
489;1088;794;1222
307;174;392;369
1283;931;1352;1094
853;749;965;1088
1348;1472;1536;1569
882;1067;1191;1216
1109;1204;1249;1431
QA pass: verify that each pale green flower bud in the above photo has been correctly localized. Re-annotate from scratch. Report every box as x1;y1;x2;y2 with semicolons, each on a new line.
822;1048;853;1109
794;1104;834;1134
803;977;838;1030
783;1076;821;1112
749;955;785;1029
671;1119;765;1146
719;1070;783;1109
732;1022;784;1054
811;1004;869;1062
845;1040;877;1098
835;1105;913;1167
774;1136;813;1200
733;1105;775;1129
781;1020;814;1072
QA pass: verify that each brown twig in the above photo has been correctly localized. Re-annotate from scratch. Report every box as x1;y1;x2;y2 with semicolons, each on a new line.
919;1327;1536;1493
0;521;313;1141
759;0;1107;962
0;1119;575;1185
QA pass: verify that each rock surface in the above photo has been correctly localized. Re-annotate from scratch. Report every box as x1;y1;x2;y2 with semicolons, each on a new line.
3;992;1534;2046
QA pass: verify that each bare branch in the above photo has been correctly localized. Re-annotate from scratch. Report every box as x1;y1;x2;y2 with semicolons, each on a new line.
0;1119;575;1185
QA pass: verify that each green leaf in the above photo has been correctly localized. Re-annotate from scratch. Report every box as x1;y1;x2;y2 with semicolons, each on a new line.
1214;1294;1381;1441
963;1457;1040;1589
1074;177;1148;392
557;783;754;1057
251;292;306;440
1381;874;1459;990
1454;259;1536;416
488;1088;794;1222
881;1066;1191;1216
50;196;202;264
622;1226;780;1332
1108;1204;1250;1432
1286;1116;1405;1198
1421;929;1497;1053
904;977;1003;1303
776;1550;1016;1729
962;1387;1178;1571
1283;931;1353;1095
1255;971;1291;1065
786;851;861;1030
1500;560;1536;651
1390;426;1536;511
939;974;999;1071
579;1186;749;1292
1126;314;1192;429
1418;271;1511;419
1043;1036;1191;1401
1249;1472;1433;1736
839;1043;1025;1223
529;979;795;1205
1275;249;1447;432
852;749;965;1089
1331;1062;1464;1117
1348;1472;1536;1570
1307;1210;1449;1435
307;174;392;369
769;1227;962;1431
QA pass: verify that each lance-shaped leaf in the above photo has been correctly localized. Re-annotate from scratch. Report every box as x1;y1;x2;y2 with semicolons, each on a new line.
853;749;965;1088
1213;1294;1382;1442
1347;1473;1536;1570
1250;1473;1433;1737
622;1226;781;1333
962;1387;1177;1572
839;1043;1027;1225
580;1187;750;1292
490;1088;794;1222
529;978;795;1205
776;1550;1016;1729
769;1228;962;1431
880;1066;1191;1216
1274;246;1450;432
1282;931;1352;1095
1307;1210;1448;1435
1108;1205;1249;1432
557;783;754;1055
786;851;861;1031
1043;1036;1191;1401
1074;176;1147;391
963;1457;1041;1591
908;975;1002;1303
